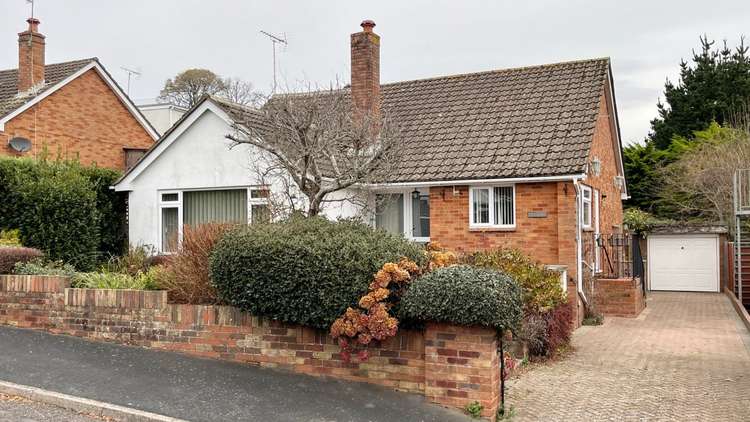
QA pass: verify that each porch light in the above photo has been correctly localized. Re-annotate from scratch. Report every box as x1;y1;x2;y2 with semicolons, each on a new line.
411;189;420;200
591;157;602;177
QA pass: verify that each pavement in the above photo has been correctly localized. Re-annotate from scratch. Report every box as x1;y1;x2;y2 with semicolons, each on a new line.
0;393;107;422
0;326;469;422
505;292;750;421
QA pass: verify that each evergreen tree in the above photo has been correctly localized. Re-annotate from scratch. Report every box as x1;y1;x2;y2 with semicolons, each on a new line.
649;36;750;149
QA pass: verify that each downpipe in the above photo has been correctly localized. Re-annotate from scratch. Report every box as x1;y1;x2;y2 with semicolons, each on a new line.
572;179;588;305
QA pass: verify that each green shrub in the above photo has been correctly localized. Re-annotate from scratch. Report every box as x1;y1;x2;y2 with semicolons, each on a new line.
103;244;156;276
399;265;523;331
0;229;21;247
13;258;76;277
16;165;100;270
467;248;566;312
72;267;162;290
209;217;426;329
465;401;484;419
0;247;44;274
79;166;127;257
0;157;127;269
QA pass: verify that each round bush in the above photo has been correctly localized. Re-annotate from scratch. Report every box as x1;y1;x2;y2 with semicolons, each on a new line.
399;265;523;330
0;247;43;274
209;217;426;329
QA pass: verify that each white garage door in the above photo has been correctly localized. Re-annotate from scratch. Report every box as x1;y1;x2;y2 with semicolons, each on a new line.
648;234;719;292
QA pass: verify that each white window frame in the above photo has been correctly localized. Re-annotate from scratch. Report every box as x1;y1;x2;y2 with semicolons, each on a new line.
581;185;593;229
158;190;182;254
593;188;601;272
248;187;271;224
469;185;516;229
157;186;271;253
374;188;430;242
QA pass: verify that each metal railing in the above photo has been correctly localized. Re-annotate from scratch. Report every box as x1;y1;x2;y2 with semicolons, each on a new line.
583;233;634;280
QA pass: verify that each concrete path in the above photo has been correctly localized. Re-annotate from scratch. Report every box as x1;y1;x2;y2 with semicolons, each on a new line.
0;326;469;422
506;292;750;421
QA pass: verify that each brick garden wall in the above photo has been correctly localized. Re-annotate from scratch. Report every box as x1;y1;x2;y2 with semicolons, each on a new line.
0;69;154;170
593;277;645;317
0;275;502;420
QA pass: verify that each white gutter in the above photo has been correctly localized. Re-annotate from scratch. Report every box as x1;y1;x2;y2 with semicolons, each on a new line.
573;178;586;303
367;174;586;188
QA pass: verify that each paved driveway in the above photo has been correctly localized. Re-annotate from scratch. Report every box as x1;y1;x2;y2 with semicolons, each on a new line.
506;292;750;421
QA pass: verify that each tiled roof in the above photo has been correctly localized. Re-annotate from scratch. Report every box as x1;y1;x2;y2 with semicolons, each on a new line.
0;58;95;119
379;58;611;182
263;58;611;183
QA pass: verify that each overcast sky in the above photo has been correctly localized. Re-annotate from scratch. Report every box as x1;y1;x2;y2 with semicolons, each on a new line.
2;1;750;145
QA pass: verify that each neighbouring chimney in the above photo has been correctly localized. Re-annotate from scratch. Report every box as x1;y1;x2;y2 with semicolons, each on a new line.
350;19;380;117
18;17;46;93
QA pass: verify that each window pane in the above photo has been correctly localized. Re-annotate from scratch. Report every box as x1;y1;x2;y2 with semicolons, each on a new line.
583;202;591;226
183;189;248;226
251;204;271;224
161;193;178;202
161;207;178;253
411;193;430;238
250;189;269;199
473;189;490;224
376;194;404;235
583;187;591;199
493;186;514;225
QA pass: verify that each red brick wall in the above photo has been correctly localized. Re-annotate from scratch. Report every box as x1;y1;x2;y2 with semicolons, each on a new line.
0;275;502;420
430;182;578;280
583;89;624;236
593;277;645;317
0;69;154;171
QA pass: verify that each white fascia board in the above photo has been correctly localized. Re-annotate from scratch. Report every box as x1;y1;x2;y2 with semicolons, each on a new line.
366;174;586;189
113;100;234;191
0;62;159;141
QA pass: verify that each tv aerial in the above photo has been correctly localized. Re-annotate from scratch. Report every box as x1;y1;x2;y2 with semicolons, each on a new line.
260;30;287;93
120;66;142;96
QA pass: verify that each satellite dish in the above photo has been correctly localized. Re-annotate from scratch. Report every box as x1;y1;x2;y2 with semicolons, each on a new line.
8;137;32;153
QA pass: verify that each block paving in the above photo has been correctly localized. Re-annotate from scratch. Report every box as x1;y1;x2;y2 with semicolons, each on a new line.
506;292;750;421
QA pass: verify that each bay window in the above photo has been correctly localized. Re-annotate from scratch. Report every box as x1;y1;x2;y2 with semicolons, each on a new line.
469;185;515;228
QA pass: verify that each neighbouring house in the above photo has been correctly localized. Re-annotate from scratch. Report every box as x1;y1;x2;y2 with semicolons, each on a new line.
137;102;187;136
0;17;158;170
114;21;627;321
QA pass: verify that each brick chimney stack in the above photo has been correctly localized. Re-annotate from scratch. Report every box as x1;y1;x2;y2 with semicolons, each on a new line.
350;20;380;117
18;17;46;93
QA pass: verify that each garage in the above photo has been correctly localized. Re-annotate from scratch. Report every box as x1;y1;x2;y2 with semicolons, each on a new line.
648;233;721;292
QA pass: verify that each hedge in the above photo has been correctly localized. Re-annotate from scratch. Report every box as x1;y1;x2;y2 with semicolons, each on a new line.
0;157;126;270
209;217;426;329
399;265;523;331
0;247;43;274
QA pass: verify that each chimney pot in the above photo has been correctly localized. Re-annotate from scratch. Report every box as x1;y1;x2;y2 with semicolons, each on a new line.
360;20;376;33
27;17;40;32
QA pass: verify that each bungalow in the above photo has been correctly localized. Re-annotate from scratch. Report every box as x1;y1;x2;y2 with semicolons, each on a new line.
114;21;627;321
0;17;158;170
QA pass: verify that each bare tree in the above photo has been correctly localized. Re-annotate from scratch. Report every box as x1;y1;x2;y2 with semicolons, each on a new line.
226;86;402;216
221;77;262;107
659;122;750;227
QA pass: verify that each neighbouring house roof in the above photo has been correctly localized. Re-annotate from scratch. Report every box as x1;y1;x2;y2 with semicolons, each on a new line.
0;58;159;139
116;58;623;189
0;58;94;119
648;223;729;235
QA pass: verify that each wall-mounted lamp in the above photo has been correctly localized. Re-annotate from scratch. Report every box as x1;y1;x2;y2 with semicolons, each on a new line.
590;157;602;177
411;189;420;200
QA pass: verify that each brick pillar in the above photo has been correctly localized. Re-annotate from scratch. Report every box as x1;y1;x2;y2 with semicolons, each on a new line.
17;17;46;92
424;323;500;420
